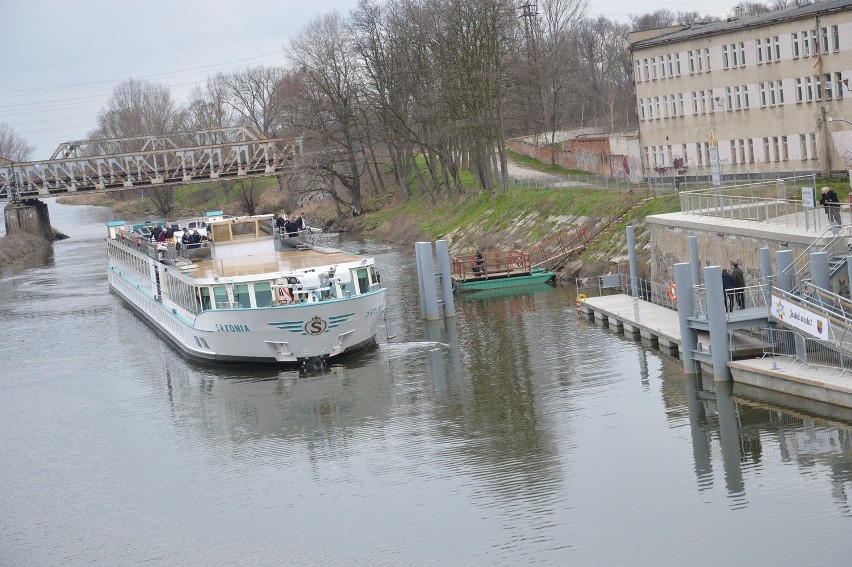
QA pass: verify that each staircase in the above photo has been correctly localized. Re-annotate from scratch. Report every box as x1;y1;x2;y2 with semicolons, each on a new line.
525;189;643;271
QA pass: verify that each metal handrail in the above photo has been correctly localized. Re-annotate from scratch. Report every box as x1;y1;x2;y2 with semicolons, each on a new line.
782;226;852;292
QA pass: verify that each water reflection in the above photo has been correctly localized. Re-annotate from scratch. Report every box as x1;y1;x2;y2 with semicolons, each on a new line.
7;201;852;563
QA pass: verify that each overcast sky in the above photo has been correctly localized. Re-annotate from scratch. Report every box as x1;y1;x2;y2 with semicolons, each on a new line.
1;0;745;160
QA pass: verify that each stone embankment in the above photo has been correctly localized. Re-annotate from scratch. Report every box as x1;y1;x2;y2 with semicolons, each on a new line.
0;233;51;269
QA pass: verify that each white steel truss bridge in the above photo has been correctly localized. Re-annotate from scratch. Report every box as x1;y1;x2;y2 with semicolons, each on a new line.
0;127;299;200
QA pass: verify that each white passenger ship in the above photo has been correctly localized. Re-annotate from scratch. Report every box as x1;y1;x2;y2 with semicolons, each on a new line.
106;214;386;364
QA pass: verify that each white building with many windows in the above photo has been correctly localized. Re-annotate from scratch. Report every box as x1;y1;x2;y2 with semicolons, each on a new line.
629;0;852;180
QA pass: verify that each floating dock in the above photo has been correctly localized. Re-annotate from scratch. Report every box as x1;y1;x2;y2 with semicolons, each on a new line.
580;294;852;410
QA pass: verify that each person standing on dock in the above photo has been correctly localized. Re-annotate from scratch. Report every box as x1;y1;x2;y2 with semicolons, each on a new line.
820;186;841;230
722;268;735;312
731;260;745;310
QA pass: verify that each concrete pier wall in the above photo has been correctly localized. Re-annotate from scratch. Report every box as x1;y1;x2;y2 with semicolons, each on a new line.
647;214;815;288
4;199;55;241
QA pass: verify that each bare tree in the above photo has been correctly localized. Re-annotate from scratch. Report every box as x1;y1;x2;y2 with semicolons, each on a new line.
231;177;262;215
185;79;238;136
736;2;771;16
145;187;175;216
90;78;187;147
216;66;290;137
286;12;370;214
768;0;791;9
0;123;34;161
89;79;187;216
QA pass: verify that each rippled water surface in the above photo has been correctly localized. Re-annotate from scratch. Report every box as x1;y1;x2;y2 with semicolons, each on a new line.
3;200;852;566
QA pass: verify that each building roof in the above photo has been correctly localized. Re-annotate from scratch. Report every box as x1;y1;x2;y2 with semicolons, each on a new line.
631;0;852;49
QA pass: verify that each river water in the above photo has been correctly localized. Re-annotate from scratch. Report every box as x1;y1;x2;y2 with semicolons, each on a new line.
2;200;852;566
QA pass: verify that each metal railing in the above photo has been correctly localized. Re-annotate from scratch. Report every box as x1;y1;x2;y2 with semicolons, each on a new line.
509;173;637;192
692;282;772;319
773;283;852;351
781;226;852;292
678;174;821;229
576;271;772;320
758;326;852;375
575;273;679;310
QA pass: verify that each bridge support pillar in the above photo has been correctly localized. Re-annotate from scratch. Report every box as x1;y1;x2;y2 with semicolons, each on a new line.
674;262;698;374
4;198;56;241
705;265;731;382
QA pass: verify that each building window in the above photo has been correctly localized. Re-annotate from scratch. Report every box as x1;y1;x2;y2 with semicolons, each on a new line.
796;78;803;102
739;42;745;66
769;82;776;106
800;134;808;160
832;25;839;51
663;95;669;117
792;33;799;58
672;95;678;117
687;50;695;73
743;85;750;109
681;144;688;165
696;143;704;166
777;80;784;105
822;27;829;54
814;75;822;101
809;133;817;160
764;37;772;61
810;30;818;56
748;139;755;163
692;92;699;115
781;136;789;161
635;60;641;82
704;48;710;71
723;45;729;69
734;85;742;110
699;90;706;114
806;76;813;102
730;140;737;164
667;54;674;76
764;137;771;162
726;87;733;111
644;59;649;81
678;93;684;115
759;82;767;106
836;72;844;100
774;36;780;60
756;39;763;63
675;53;681;76
660;56;667;78
803;31;811;57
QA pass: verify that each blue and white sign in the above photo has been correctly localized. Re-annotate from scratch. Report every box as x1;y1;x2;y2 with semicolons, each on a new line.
802;186;815;208
770;295;828;339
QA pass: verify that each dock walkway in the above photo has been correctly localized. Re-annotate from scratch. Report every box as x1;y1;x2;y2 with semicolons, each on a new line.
581;293;852;409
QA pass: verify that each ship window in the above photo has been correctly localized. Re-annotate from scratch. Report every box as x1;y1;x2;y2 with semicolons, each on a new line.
354;268;369;294
231;221;256;239
258;219;274;236
211;224;231;242
253;282;273;308
197;287;212;311
233;284;252;308
213;285;230;309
